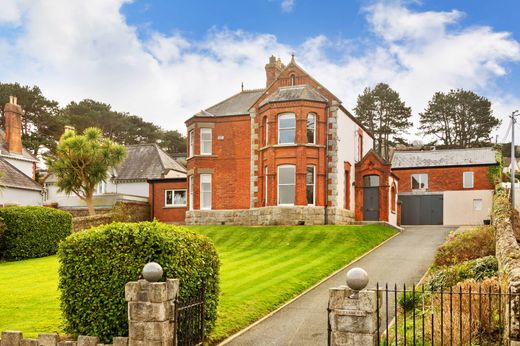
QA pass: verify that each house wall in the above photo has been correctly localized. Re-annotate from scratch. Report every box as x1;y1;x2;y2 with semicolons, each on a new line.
0;187;42;206
336;107;373;211
393;165;494;193
3;157;34;179
443;189;493;225
149;179;187;223
186;115;251;210
107;181;149;197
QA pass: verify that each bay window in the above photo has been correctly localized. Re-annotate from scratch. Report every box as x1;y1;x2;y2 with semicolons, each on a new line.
306;165;315;205
278;165;295;205
307;113;316;144
188;130;194;157
200;128;212;155
200;174;212;210
278;113;296;144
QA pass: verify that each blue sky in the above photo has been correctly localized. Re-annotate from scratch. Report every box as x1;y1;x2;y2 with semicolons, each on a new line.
0;0;519;142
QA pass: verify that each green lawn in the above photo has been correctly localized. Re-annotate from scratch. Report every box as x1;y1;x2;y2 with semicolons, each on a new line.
0;224;396;342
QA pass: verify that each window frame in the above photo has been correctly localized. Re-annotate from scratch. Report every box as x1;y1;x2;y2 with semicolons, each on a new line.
411;173;428;191
94;181;107;195
307;113;316;144
463;171;474;189
200;128;212;155
164;189;187;208
264;116;269;146
278;113;296;144
306;165;316;206
200;174;212;210
189;175;194;211
391;184;397;212
277;165;296;206
188;129;194;158
473;198;483;211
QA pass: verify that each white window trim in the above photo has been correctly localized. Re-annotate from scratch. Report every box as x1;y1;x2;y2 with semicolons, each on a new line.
264;117;269;146
307;113;316;144
277;165;296;206
307;165;315;206
200;128;212;155
94;181;107;195
278;113;296;144
165;189;187;208
188;130;194;158
200;174;212;210
411;173;428;191
265;166;268;206
463;171;474;189
189;176;194;211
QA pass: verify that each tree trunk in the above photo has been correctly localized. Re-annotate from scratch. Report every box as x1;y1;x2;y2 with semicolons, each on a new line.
85;195;96;216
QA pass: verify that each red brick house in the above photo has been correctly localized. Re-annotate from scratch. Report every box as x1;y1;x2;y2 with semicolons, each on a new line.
153;55;399;226
391;147;497;225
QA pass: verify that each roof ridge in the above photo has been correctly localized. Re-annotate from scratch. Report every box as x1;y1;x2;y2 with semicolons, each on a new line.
395;147;494;154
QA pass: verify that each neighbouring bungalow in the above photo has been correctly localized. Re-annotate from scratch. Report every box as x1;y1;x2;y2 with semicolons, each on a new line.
391;147;498;225
151;55;399;226
44;143;186;213
0;96;42;206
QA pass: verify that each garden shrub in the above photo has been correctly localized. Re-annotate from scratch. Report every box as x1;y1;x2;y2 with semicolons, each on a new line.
398;290;423;311
426;256;498;291
0;206;72;260
58;221;220;343
433;226;495;267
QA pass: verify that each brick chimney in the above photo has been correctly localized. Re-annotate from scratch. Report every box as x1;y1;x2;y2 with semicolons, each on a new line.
4;96;23;154
265;55;285;87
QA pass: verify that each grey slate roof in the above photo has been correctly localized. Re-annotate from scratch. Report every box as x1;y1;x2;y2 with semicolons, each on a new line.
259;85;328;107
0;129;37;162
114;144;186;181
0;158;41;191
200;89;265;117
391;147;498;169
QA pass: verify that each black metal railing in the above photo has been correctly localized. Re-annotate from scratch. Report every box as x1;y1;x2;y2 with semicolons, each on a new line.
373;282;519;346
174;285;205;346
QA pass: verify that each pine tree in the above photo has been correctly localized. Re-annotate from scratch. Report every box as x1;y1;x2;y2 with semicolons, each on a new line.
354;83;412;160
419;89;500;148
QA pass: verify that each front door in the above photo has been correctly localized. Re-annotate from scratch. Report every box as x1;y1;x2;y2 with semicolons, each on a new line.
363;175;380;221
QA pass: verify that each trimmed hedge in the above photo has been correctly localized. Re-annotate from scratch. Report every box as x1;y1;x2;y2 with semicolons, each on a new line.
0;206;72;260
58;221;220;343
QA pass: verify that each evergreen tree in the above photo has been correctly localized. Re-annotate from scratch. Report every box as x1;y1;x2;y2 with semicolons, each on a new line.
354;83;412;160
419;89;500;148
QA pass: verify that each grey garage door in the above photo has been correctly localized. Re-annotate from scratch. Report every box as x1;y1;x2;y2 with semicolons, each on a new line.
399;194;443;225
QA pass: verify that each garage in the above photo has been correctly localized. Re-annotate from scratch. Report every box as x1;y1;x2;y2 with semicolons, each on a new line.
399;194;443;225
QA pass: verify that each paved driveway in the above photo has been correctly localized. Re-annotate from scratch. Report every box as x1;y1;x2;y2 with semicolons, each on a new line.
222;226;451;346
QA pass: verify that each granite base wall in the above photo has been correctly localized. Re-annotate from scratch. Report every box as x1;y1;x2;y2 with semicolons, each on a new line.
185;207;356;226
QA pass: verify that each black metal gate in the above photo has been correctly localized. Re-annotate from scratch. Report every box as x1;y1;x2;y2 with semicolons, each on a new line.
174;285;205;346
400;194;443;225
373;283;518;346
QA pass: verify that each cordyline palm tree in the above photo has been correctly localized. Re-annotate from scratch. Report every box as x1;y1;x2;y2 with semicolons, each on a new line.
46;127;127;216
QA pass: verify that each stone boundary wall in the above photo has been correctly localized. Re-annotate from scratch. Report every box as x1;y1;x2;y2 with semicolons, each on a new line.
185;206;356;225
0;332;128;346
73;213;114;232
494;190;520;340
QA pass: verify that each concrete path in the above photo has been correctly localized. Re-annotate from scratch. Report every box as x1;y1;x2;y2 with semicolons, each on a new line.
223;225;451;346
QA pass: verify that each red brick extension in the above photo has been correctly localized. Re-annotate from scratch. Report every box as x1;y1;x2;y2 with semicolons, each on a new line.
393;165;494;192
149;179;187;223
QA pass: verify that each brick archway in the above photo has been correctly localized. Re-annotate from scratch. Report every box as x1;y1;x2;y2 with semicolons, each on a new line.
355;150;393;222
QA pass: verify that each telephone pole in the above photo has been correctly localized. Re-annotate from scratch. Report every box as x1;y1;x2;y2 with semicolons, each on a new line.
512;110;519;209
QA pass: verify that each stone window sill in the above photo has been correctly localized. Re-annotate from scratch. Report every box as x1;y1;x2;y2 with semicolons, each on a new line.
164;205;186;209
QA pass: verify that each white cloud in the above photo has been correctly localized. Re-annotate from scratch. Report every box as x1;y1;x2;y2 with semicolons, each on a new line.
280;0;295;13
0;0;518;144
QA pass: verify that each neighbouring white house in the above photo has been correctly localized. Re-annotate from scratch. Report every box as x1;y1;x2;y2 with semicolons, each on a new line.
0;97;43;206
44;143;186;209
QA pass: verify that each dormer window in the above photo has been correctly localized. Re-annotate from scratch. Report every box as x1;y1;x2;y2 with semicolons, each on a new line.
278;113;296;144
290;74;296;86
